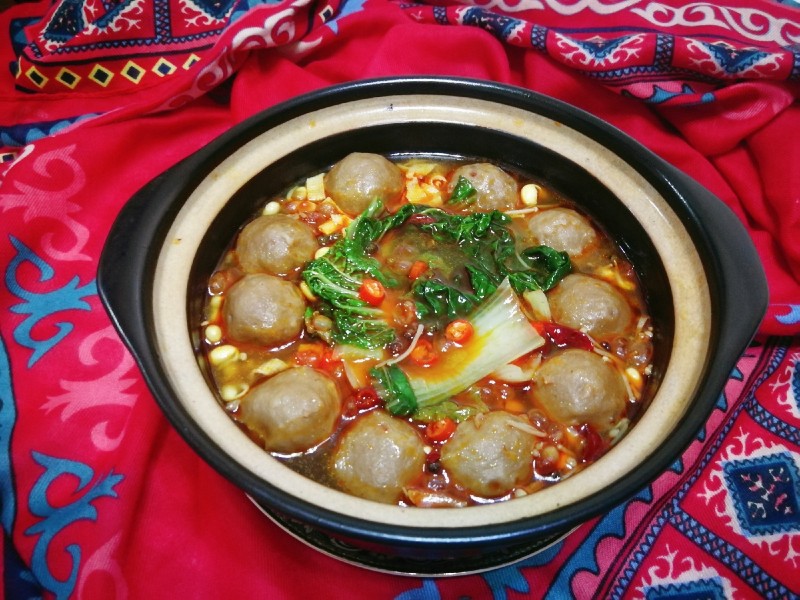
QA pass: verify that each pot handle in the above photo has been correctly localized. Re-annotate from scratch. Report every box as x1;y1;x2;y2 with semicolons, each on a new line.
97;158;196;360
662;161;768;354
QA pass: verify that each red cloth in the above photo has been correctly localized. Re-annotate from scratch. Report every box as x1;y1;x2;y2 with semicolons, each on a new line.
1;0;800;598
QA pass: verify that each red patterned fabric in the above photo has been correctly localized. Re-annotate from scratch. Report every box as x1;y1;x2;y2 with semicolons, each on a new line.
1;0;799;598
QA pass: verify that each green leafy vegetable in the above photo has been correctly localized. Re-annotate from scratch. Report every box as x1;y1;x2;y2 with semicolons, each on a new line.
302;199;400;349
411;279;479;320
412;400;481;423
402;278;545;407
405;207;571;318
447;176;477;204
509;245;572;292
302;197;571;350
369;364;418;416
372;279;545;418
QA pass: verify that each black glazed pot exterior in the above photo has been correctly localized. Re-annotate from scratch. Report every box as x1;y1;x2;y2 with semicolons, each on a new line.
254;500;574;576
98;77;767;570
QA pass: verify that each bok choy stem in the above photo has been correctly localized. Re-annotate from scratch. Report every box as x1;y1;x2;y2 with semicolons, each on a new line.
371;279;544;416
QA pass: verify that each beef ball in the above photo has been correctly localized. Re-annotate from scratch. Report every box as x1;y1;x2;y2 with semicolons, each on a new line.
238;366;340;454
531;349;626;431
236;214;318;275
332;410;426;504
223;273;305;346
325;152;404;216
440;411;537;498
526;208;597;257
548;273;633;337
448;163;517;211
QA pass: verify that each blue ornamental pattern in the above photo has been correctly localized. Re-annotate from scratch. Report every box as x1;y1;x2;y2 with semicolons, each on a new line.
644;577;726;600
607;344;793;599
461;8;523;42
0;334;15;533
323;0;366;35
25;452;123;600
776;304;800;325
41;0;86;43
698;41;773;76
390;348;800;600
569;35;644;62
5;236;97;367
0;335;42;598
0;114;96;148
32;0;234;59
189;0;240;20
723;452;800;537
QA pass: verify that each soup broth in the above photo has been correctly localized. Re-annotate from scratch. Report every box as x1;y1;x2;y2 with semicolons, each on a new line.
200;153;654;507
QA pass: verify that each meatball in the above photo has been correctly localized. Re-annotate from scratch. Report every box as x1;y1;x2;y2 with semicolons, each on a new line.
548;273;633;337
236;214;318;276
238;367;340;454
448;163;517;211
531;349;626;431
440;411;536;498
325;152;404;216
526;208;597;257
223;273;305;346
332;410;426;504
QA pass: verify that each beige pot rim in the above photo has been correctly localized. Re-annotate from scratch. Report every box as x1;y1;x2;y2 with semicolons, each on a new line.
152;90;711;530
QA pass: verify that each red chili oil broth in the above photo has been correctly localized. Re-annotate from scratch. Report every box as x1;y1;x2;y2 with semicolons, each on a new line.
199;157;654;507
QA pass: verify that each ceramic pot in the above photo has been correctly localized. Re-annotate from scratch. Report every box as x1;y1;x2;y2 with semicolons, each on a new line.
98;77;767;576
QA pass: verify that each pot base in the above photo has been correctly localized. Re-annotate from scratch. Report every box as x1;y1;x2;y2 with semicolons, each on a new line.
249;496;575;577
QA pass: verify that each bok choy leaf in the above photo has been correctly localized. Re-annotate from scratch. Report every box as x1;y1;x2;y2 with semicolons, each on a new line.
302;199;398;349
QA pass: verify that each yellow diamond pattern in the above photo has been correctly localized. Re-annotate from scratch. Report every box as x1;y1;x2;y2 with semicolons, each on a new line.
55;67;81;89
152;58;177;77
182;54;201;70
25;66;48;88
89;64;114;87
121;61;146;84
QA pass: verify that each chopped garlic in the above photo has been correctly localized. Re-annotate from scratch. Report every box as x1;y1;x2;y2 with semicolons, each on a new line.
318;213;350;235
305;173;326;202
253;358;289;378
401;161;437;178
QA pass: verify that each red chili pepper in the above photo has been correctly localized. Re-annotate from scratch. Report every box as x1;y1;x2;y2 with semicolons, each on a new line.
579;424;605;463
410;338;438;366
534;455;558;478
408;260;429;281
359;278;385;306
318;347;340;372
425;418;456;442
445;318;474;344
352;387;382;411
541;323;594;351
